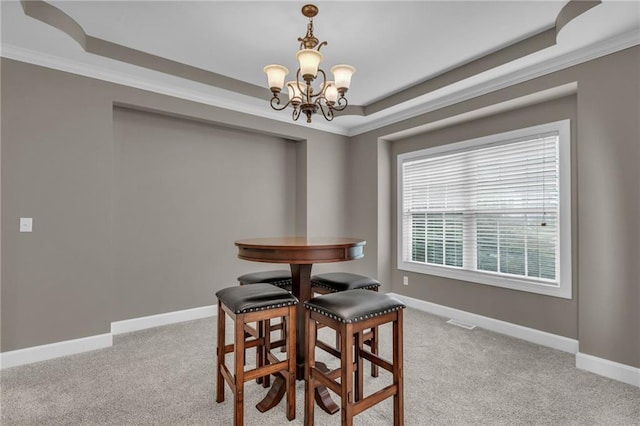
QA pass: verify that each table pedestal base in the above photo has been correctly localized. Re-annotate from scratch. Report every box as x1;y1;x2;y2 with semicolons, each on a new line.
256;362;339;415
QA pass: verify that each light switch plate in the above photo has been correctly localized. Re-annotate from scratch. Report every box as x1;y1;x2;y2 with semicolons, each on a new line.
20;217;33;232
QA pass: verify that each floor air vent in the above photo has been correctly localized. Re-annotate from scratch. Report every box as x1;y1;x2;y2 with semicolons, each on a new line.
446;319;476;330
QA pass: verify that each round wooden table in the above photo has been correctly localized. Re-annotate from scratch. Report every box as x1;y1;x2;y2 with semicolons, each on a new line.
235;237;366;414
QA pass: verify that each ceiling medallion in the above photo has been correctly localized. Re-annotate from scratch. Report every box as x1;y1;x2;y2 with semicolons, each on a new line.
263;4;355;123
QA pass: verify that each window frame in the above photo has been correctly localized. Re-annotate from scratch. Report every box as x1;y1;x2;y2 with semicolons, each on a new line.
397;120;572;299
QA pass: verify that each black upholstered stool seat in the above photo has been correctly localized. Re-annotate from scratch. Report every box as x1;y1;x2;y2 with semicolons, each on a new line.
310;272;381;293
216;283;297;314
304;289;404;323
237;270;292;290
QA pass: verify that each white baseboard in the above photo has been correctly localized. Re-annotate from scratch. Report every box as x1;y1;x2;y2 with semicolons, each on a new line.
576;352;640;388
0;333;113;369
5;299;638;389
388;293;579;354
111;305;216;335
390;293;640;388
1;304;217;369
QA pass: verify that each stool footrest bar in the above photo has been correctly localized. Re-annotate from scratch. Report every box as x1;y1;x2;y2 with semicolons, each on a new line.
220;364;235;391
359;350;393;373
245;360;289;382
316;340;340;358
310;367;343;396
353;384;398;416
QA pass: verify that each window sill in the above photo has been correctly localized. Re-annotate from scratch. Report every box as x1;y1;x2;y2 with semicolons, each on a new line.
398;261;572;299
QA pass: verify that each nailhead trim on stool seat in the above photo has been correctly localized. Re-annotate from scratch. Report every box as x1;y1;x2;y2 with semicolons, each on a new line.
216;283;297;314
310;272;381;293
304;289;405;323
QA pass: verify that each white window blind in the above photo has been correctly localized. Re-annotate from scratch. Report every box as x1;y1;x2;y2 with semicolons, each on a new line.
398;120;572;298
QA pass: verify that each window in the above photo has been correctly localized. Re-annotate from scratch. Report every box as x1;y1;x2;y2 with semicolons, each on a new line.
398;120;572;298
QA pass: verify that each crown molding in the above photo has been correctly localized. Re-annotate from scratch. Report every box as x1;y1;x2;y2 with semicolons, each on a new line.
2;28;638;138
0;44;350;136
347;28;640;137
382;82;577;142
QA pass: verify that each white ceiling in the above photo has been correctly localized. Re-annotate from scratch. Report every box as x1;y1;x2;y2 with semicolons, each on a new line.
2;1;639;135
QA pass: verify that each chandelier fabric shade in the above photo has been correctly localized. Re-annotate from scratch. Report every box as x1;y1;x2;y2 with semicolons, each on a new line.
263;4;355;123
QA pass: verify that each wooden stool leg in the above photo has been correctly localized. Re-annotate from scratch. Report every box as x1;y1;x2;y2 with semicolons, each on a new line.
341;323;355;426
256;320;264;385
234;315;246;426
393;310;404;426
355;331;364;402
304;310;316;426
370;288;380;378
262;319;271;388
216;302;225;403
370;325;379;377
285;306;296;421
280;316;287;353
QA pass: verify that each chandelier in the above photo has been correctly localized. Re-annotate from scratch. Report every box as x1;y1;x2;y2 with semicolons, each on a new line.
263;4;355;123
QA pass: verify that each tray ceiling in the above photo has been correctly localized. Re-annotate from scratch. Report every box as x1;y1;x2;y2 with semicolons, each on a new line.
2;1;639;135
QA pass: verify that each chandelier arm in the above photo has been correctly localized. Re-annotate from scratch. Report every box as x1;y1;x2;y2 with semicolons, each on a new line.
317;100;334;121
308;68;328;101
285;81;306;108
316;41;328;51
269;95;292;111
331;95;349;112
292;106;301;121
294;70;309;103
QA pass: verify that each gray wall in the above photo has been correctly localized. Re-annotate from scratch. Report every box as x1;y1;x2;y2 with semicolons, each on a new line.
112;107;296;320
2;60;114;350
1;58;350;351
575;48;640;368
348;47;640;368
2;47;639;369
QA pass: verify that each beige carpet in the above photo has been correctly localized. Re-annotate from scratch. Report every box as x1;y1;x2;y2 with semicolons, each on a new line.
2;308;639;425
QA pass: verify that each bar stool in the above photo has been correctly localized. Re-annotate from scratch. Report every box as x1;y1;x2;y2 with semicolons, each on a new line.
311;272;382;376
216;283;297;425
304;289;405;426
